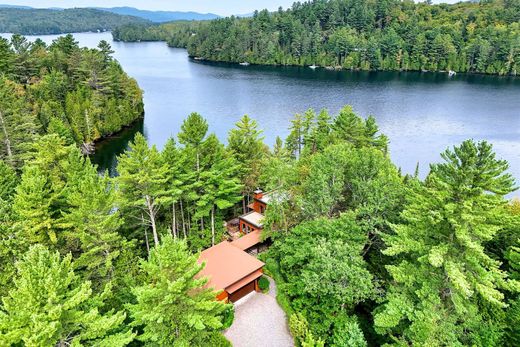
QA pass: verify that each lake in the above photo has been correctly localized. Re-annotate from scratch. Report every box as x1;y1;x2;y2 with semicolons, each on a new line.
5;32;520;196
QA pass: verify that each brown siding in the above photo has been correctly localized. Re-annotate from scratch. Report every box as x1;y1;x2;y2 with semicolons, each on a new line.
216;290;229;302
228;281;255;302
239;220;261;234
252;200;267;214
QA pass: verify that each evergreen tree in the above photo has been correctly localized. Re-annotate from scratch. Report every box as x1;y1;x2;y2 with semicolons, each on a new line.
0;77;39;169
162;137;184;239
128;235;230;346
178;112;209;172
61;151;124;290
196;149;242;246
227;115;266;212
375;140;518;345
117;133;170;250
0;245;134;346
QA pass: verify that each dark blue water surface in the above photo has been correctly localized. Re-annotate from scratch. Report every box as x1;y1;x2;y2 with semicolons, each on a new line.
7;32;520;197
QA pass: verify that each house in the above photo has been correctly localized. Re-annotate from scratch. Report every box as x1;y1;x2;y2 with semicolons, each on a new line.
249;189;270;214
198;241;265;303
238;211;264;234
198;189;277;303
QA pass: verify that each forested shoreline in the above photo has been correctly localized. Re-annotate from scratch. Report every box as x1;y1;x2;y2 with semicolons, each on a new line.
0;8;150;35
0;34;143;168
113;0;520;75
1;99;519;345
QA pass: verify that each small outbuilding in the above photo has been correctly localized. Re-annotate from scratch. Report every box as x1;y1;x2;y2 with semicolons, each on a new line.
198;241;265;303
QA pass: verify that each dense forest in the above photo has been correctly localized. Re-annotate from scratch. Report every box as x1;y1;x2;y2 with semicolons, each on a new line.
0;8;149;35
0;99;518;345
0;34;143;168
113;0;520;75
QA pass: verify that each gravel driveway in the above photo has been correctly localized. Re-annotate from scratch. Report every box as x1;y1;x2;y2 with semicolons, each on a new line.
224;277;294;347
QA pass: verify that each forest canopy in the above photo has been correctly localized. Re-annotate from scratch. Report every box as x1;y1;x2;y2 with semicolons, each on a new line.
0;103;518;345
0;34;143;168
0;8;150;35
113;0;520;75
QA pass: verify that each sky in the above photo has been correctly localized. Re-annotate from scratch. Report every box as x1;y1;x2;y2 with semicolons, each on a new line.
1;0;458;16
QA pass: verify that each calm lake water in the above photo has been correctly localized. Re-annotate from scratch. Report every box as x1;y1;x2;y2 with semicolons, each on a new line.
5;32;520;196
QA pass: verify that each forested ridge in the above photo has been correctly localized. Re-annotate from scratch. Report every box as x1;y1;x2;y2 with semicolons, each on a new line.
113;0;520;75
0;34;143;168
0;8;150;35
0;102;518;345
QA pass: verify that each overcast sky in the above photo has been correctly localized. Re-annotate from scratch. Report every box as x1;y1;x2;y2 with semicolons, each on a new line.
1;0;459;16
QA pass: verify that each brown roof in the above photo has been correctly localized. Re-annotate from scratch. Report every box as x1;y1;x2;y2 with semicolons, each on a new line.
198;241;264;292
239;211;264;228
231;229;263;251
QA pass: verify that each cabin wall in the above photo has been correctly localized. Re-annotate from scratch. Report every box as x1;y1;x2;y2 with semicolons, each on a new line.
239;220;262;234
251;199;267;214
216;290;229;302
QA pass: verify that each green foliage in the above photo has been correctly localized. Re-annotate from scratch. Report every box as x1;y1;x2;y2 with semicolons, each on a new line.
117;133;170;248
289;313;325;347
0;8;149;35
331;315;367;347
258;276;270;292
0;34;143;167
0;245;134;346
127;235;230;346
221;305;235;330
115;0;520;75
227;114;267;211
0;160;18;201
272;214;374;344
0;77;39;168
375;140;518;345
1;102;517;347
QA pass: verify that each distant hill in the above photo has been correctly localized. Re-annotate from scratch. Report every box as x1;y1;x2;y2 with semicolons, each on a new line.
96;7;219;22
0;4;31;9
0;7;150;35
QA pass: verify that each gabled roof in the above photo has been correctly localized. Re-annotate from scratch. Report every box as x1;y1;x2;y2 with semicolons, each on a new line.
198;241;264;292
239;211;264;228
231;229;263;251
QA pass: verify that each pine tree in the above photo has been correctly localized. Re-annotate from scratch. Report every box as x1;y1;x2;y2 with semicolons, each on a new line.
0;160;18;201
286;112;304;158
331;106;387;151
178;112;209;172
0;77;39;169
227;115;265;213
196;151;242;246
117;133;170;249
0;38;14;76
11;135;72;248
12;165;57;246
162;137;184;239
60;151;124;290
128;235;230;346
0;245;135;346
375;140;518;345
